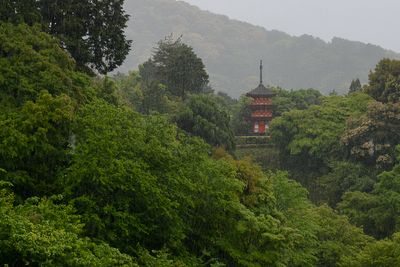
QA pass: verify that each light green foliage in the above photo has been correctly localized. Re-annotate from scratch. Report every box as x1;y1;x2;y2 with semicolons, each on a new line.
113;70;174;114
364;59;400;103
341;233;400;267
142;82;170;114
0;185;136;266
64;100;185;253
95;76;119;106
206;154;294;267
270;171;319;267
0;23;90;105
63;100;299;266
272;87;322;116
270;93;373;189
270;172;372;267
0;91;75;198
113;71;144;110
175;94;235;151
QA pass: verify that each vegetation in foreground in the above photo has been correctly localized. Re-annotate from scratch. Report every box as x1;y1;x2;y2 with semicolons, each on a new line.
1;3;400;266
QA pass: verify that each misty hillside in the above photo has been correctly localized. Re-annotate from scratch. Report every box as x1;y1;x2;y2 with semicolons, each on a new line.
120;0;399;97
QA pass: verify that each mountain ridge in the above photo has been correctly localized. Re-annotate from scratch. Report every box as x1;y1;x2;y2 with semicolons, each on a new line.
119;0;399;97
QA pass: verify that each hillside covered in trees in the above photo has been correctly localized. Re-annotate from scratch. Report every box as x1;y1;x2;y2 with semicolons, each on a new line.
119;0;399;96
2;1;400;267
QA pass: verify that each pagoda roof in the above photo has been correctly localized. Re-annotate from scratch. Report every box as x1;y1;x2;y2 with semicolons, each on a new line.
246;83;276;98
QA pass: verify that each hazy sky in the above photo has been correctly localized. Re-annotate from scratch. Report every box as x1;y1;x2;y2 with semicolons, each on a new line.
182;0;400;52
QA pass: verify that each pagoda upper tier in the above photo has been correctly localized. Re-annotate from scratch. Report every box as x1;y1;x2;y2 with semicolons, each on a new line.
246;83;276;98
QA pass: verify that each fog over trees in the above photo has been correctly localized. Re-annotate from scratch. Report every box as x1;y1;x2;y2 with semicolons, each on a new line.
119;0;399;97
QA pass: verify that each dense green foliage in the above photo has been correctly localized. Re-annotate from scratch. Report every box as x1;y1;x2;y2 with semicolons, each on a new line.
0;0;131;74
364;59;400;103
266;58;400;253
342;102;400;170
121;0;399;97
0;184;137;266
174;94;235;151
140;37;209;99
338;147;400;239
0;23;90;105
3;13;400;267
270;93;372;191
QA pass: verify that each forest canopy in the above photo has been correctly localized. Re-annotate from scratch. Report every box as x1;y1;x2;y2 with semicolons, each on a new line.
1;3;400;266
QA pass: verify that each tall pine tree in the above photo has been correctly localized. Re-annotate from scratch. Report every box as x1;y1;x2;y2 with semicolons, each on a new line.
349;78;362;94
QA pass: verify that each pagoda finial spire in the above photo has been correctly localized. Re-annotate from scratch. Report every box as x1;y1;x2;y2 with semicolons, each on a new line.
260;60;263;85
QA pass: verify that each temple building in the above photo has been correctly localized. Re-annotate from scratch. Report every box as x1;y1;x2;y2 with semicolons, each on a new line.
246;61;276;135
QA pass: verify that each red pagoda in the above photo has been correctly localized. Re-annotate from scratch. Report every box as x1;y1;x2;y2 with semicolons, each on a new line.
246;60;276;135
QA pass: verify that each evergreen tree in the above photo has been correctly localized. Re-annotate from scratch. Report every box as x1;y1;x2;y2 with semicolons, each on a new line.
140;36;209;99
349;78;362;94
174;94;235;152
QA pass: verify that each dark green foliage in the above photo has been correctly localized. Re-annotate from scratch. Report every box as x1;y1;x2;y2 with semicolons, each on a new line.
0;0;131;74
140;37;209;99
235;145;281;171
349;78;362;94
342;102;400;170
231;96;253;136
339;147;400;238
316;161;376;207
364;59;400;103
0;0;40;25
175;94;235;151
